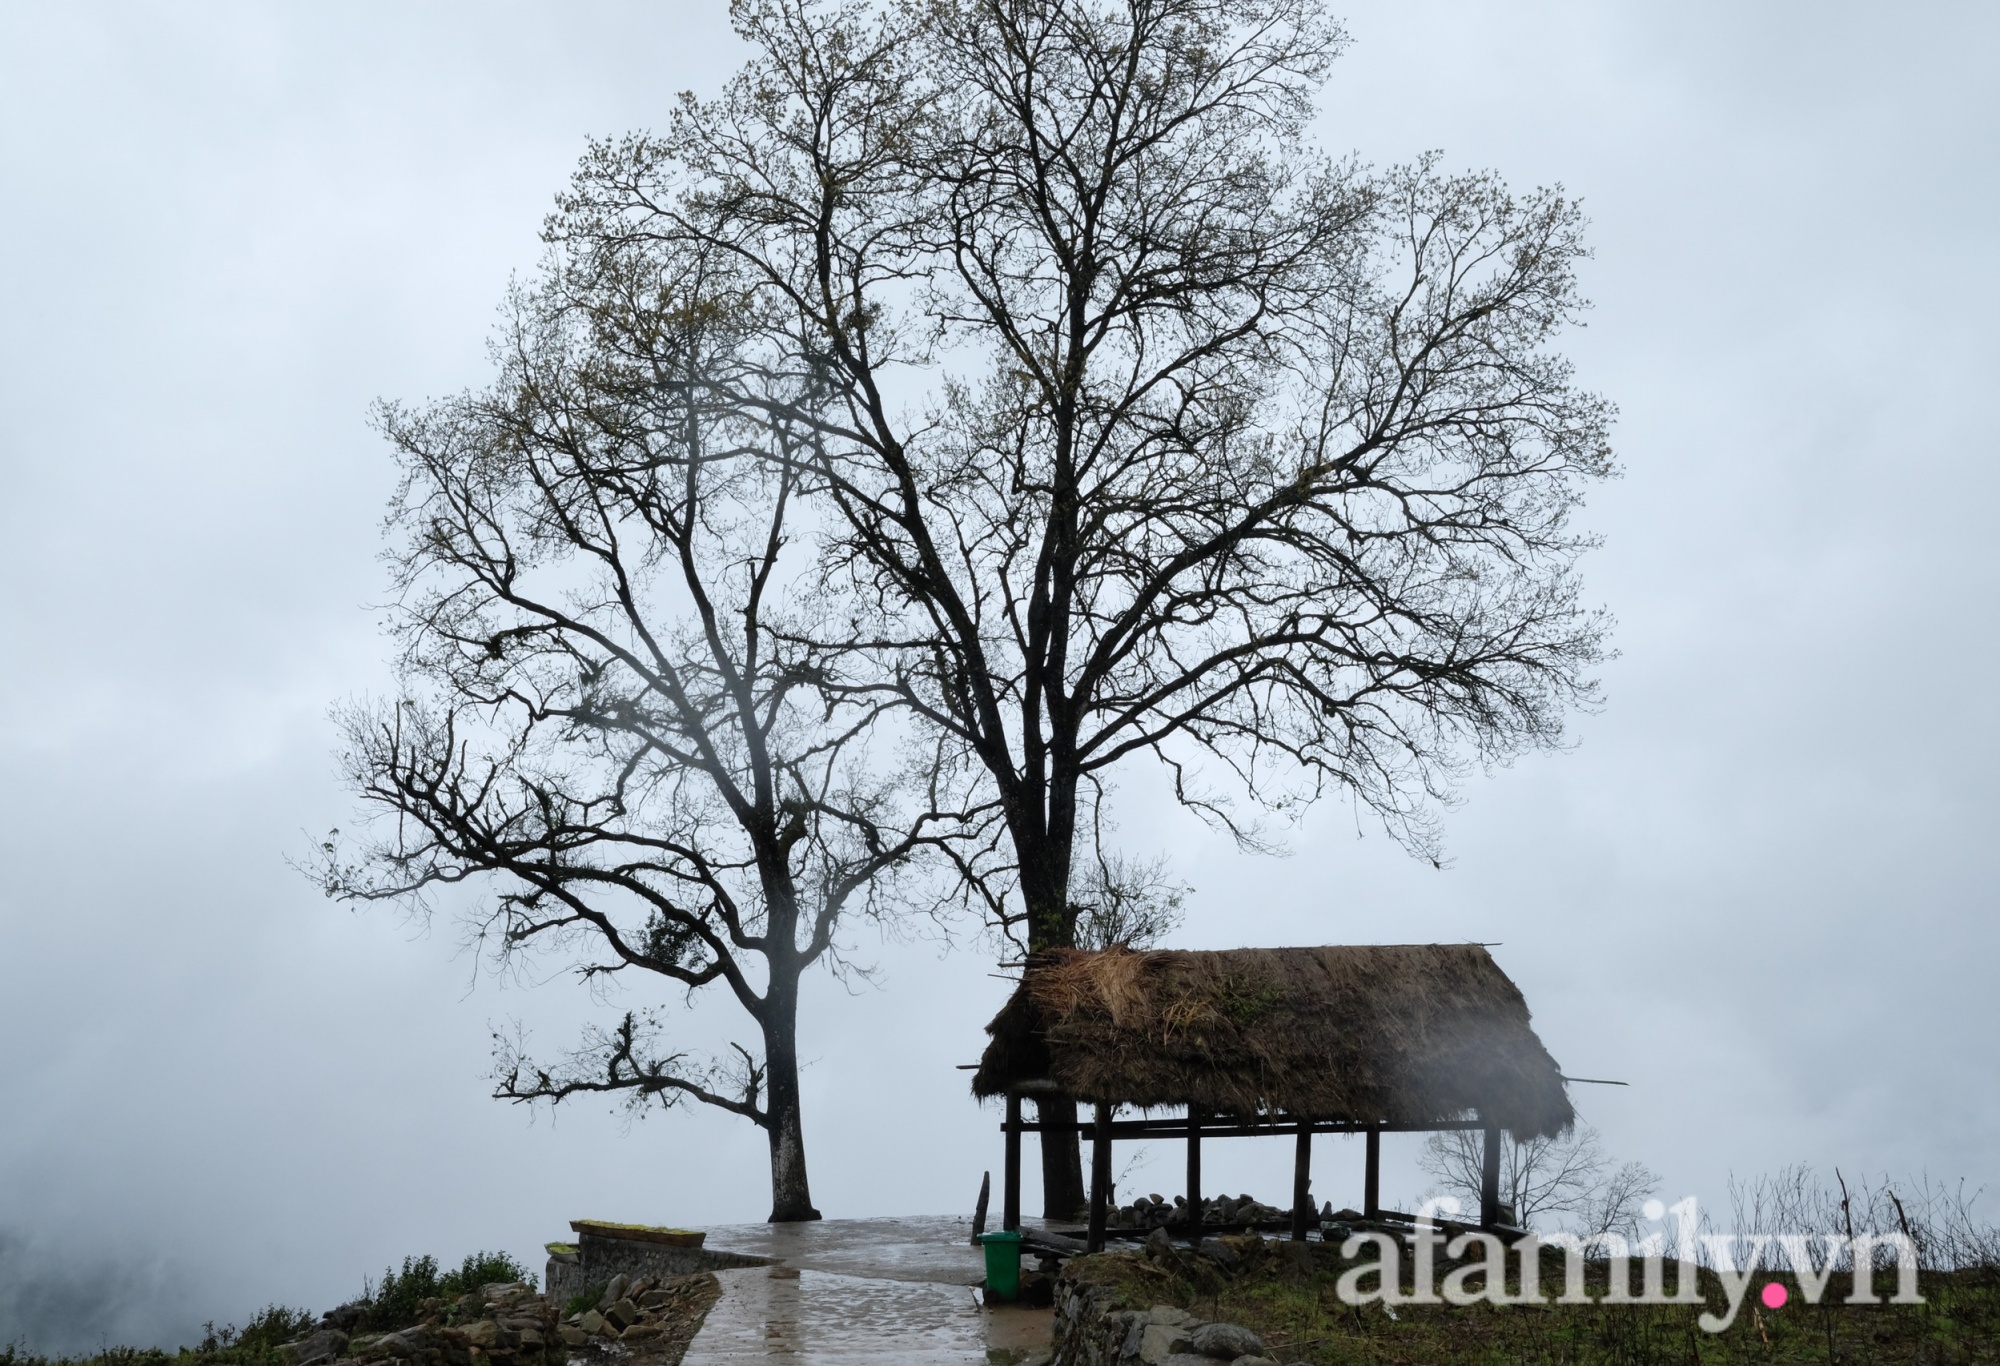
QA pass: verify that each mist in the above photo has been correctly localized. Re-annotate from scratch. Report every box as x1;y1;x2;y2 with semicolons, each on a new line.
2;1;1994;1351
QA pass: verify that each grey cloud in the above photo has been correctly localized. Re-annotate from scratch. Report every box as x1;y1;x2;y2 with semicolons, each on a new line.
2;0;1995;1350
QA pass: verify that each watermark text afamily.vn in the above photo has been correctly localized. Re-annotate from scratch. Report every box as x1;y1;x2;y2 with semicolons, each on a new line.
1331;1197;1921;1332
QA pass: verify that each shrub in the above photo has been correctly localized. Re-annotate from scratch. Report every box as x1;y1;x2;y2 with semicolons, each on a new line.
438;1253;535;1299
562;1287;606;1319
202;1307;314;1356
359;1256;441;1331
358;1252;536;1330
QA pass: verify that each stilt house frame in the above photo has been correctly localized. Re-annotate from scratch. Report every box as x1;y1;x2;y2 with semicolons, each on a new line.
970;945;1577;1251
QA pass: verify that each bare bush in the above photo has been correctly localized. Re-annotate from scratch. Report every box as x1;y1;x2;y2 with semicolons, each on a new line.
1725;1165;2000;1272
1068;852;1188;951
1419;1140;2000;1275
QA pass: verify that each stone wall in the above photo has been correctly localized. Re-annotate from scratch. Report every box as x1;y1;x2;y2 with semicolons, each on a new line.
544;1232;763;1308
1050;1243;1292;1366
1050;1271;1126;1366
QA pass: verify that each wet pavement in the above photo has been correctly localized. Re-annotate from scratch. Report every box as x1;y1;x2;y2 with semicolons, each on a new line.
684;1217;1053;1363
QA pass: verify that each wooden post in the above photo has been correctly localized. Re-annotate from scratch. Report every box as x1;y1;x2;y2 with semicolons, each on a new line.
1185;1106;1203;1242
1480;1119;1502;1228
1003;1094;1022;1232
1087;1101;1114;1252
1291;1116;1313;1241
971;1170;990;1245
1363;1124;1381;1218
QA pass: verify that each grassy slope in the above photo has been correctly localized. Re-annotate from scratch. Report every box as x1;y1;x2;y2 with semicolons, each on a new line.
1066;1237;2000;1365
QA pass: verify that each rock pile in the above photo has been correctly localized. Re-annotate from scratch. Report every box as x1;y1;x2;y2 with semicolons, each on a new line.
286;1282;558;1366
554;1271;720;1354
283;1273;720;1366
1074;1303;1294;1366
1105;1193;1287;1231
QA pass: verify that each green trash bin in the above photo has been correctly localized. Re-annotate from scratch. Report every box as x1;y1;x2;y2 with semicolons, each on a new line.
979;1229;1024;1301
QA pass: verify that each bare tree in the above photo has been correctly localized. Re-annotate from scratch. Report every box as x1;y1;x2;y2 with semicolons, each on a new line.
552;0;1614;1214
316;236;968;1221
1580;1155;1667;1242
1420;1124;1658;1237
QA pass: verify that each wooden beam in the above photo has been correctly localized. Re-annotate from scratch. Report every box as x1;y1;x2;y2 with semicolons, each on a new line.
1186;1107;1203;1244
1007;1116;1490;1139
1003;1094;1022;1232
1086;1101;1113;1252
1004;1078;1066;1095
1364;1125;1381;1219
1290;1116;1313;1241
1021;1228;1088;1257
1480;1118;1502;1228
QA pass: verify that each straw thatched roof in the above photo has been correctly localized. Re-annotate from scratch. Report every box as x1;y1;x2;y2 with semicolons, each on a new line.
971;944;1575;1140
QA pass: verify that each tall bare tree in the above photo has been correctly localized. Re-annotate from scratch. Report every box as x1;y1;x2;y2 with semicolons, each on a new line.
552;0;1614;1215
317;238;966;1221
1421;1125;1660;1236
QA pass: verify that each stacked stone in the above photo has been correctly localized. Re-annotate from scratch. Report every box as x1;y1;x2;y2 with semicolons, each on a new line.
556;1272;715;1350
1105;1193;1286;1231
1106;1195;1180;1230
1200;1195;1286;1227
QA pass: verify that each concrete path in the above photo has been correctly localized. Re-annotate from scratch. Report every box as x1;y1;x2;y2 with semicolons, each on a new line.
683;1217;1053;1364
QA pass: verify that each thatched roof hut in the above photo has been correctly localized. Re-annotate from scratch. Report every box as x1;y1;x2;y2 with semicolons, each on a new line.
972;944;1575;1140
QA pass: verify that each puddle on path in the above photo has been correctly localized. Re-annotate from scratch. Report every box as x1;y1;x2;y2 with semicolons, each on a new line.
681;1218;1053;1363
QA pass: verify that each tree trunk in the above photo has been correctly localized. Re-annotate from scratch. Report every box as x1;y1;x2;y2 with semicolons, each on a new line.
761;973;821;1222
1035;1094;1087;1220
1019;805;1086;1221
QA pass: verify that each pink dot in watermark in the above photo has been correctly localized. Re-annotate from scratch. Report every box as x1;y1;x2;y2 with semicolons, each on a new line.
1761;1283;1789;1310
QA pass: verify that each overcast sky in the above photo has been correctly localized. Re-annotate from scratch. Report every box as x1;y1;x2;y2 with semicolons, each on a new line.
2;0;1995;1353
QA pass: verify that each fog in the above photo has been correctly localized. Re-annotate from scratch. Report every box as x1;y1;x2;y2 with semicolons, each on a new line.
1;1;1994;1353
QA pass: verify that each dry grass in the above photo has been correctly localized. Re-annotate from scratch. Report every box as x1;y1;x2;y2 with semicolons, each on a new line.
977;945;1575;1138
1026;945;1159;1028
